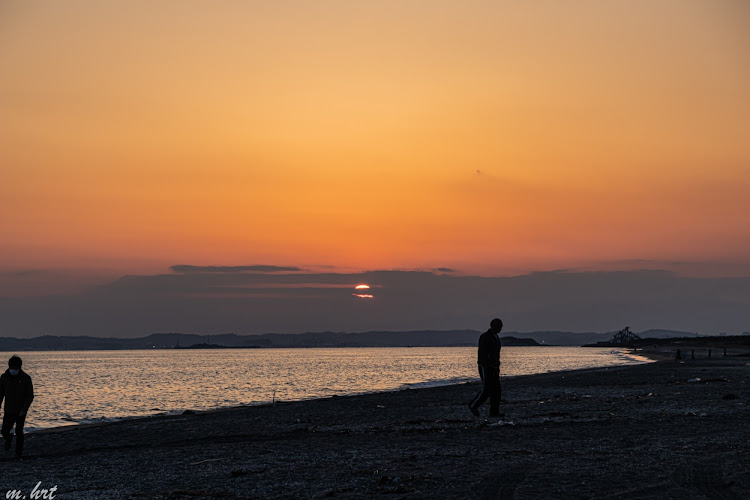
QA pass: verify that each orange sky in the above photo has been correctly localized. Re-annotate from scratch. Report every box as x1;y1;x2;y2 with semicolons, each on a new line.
2;0;749;282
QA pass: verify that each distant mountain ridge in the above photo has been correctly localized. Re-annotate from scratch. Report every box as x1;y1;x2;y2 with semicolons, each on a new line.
0;329;700;351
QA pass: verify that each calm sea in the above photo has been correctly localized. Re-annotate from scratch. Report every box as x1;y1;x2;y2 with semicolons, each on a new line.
1;347;651;431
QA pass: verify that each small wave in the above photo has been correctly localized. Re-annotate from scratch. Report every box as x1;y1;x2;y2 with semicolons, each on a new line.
21;425;46;433
611;349;655;364
78;416;128;425
400;377;474;390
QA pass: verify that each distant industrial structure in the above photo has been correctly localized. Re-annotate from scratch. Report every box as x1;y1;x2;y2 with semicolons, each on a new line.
610;326;641;346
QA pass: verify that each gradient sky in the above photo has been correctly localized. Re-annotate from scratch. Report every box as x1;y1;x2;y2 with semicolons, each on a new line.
2;1;750;297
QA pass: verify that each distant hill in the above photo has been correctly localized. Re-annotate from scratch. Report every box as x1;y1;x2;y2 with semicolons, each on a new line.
0;331;479;350
0;328;706;351
498;336;539;346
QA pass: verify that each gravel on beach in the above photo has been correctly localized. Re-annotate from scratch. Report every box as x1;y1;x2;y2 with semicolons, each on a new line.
2;356;749;499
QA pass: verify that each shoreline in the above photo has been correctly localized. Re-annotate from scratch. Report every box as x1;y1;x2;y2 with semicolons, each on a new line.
26;350;654;435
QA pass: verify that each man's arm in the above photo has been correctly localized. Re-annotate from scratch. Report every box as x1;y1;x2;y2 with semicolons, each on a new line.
22;376;34;415
478;334;490;366
0;375;4;409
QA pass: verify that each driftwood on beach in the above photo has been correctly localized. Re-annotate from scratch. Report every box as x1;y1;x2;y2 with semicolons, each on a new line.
1;356;749;498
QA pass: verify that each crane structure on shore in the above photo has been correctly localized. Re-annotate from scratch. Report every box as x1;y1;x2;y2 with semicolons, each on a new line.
611;326;641;345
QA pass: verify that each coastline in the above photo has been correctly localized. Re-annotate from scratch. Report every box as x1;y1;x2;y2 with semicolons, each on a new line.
15;346;650;434
3;356;749;498
29;359;643;436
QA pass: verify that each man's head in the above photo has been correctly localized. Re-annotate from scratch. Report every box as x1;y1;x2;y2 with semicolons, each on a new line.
489;318;503;333
8;356;22;370
8;356;22;376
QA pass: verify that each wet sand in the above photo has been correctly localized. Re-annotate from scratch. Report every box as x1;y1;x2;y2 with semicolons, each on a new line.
2;355;749;499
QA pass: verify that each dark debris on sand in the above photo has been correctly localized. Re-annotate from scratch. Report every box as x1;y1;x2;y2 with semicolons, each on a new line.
1;358;749;499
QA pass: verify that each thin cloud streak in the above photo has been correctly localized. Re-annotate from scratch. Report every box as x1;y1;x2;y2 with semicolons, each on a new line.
170;265;304;273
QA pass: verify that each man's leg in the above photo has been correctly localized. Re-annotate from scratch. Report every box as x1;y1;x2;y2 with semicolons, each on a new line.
15;414;26;457
470;366;490;414
488;368;502;416
2;413;14;451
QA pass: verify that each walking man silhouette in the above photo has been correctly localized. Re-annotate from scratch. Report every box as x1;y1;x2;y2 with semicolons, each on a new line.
468;318;503;417
1;355;34;460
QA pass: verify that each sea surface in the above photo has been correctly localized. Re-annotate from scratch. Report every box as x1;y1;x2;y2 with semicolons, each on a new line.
1;347;652;431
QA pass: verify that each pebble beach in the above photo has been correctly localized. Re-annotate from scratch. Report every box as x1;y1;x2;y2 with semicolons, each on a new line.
2;354;749;499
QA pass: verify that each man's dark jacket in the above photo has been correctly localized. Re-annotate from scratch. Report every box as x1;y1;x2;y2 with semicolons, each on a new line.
0;369;34;414
477;329;501;368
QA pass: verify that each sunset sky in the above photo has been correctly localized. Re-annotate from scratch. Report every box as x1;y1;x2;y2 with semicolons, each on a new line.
2;1;749;303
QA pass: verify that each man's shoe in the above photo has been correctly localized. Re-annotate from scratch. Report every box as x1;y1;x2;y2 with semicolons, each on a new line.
468;403;480;417
489;412;505;418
